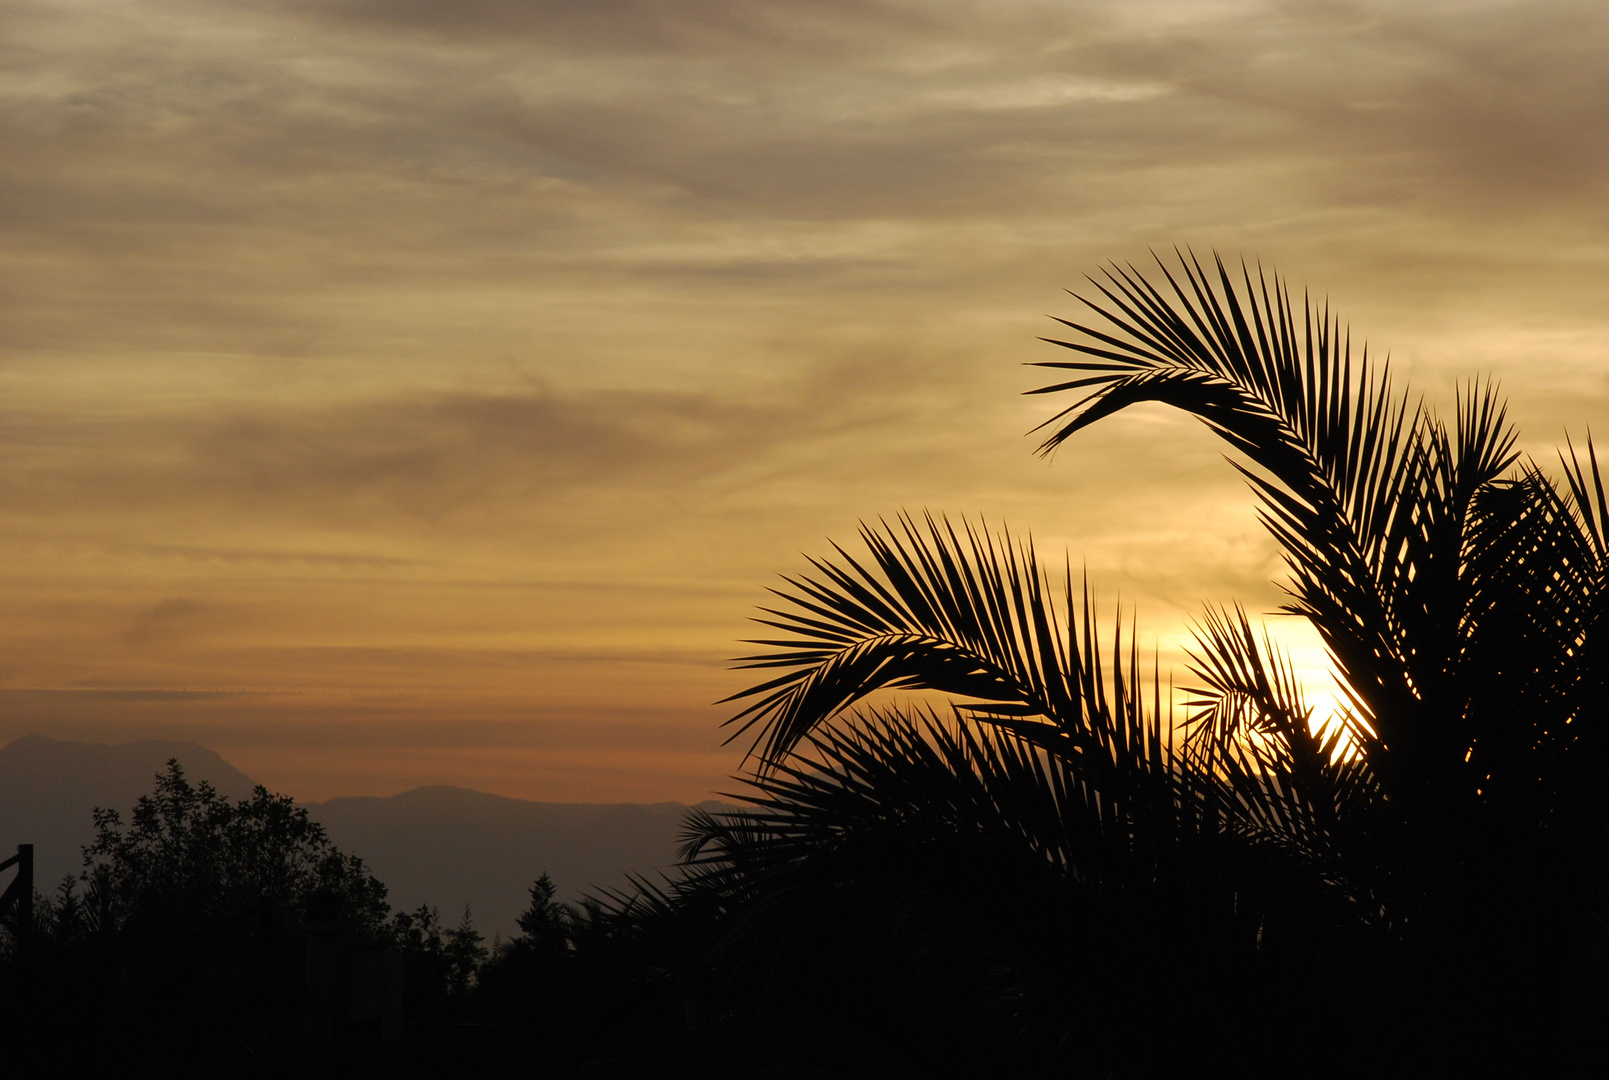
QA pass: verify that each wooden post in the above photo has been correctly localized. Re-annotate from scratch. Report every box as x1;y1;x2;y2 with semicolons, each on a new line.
0;844;33;946
16;845;31;943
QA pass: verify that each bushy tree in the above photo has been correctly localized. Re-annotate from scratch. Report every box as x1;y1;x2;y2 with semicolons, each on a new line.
4;759;512;1070
81;759;391;939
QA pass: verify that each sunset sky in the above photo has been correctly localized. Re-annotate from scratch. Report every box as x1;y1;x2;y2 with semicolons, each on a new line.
3;0;1608;802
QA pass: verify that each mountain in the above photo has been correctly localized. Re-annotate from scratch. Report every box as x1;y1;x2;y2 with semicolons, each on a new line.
0;734;728;938
305;786;725;939
0;733;257;894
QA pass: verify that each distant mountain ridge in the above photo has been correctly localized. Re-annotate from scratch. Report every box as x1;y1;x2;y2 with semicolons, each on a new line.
304;785;724;938
0;734;730;937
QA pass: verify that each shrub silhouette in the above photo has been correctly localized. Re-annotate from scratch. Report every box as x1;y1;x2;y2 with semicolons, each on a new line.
2;760;498;1070
81;759;391;941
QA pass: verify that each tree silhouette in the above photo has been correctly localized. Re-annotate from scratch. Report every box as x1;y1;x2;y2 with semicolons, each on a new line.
3;761;508;1067
686;252;1609;1073
443;905;488;994
476;874;577;1018
82;759;391;939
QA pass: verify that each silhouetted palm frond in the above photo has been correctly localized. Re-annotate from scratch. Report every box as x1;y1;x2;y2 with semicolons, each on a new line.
1030;253;1530;799
722;514;1178;810
1183;606;1378;900
718;509;1371;893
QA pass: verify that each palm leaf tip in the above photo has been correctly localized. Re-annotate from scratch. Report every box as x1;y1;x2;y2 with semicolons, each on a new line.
721;513;1089;768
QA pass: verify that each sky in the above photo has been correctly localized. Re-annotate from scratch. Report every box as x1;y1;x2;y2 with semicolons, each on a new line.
2;0;1608;802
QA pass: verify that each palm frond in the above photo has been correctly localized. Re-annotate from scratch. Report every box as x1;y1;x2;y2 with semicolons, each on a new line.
1561;435;1609;565
1028;253;1530;804
722;513;1152;789
1183;605;1378;879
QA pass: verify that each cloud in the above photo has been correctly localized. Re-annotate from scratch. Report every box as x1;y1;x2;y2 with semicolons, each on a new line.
253;0;946;56
120;598;234;649
10;0;1608;346
0;687;244;703
0;344;986;536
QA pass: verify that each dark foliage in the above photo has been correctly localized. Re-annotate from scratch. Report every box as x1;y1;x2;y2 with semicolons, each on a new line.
0;762;499;1074
79;760;393;942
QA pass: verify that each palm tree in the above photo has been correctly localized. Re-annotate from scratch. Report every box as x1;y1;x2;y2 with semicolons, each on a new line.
672;252;1609;1073
1025;253;1609;960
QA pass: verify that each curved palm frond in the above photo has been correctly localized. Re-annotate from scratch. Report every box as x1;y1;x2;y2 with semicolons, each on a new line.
719;510;1368;885
721;513;1164;799
1454;443;1609;901
1183;606;1380;895
1561;435;1609;565
714;511;1367;956
1027;253;1541;806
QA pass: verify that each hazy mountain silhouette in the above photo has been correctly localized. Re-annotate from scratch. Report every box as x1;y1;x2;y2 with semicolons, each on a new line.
0;733;257;892
0;734;725;937
305;786;729;939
